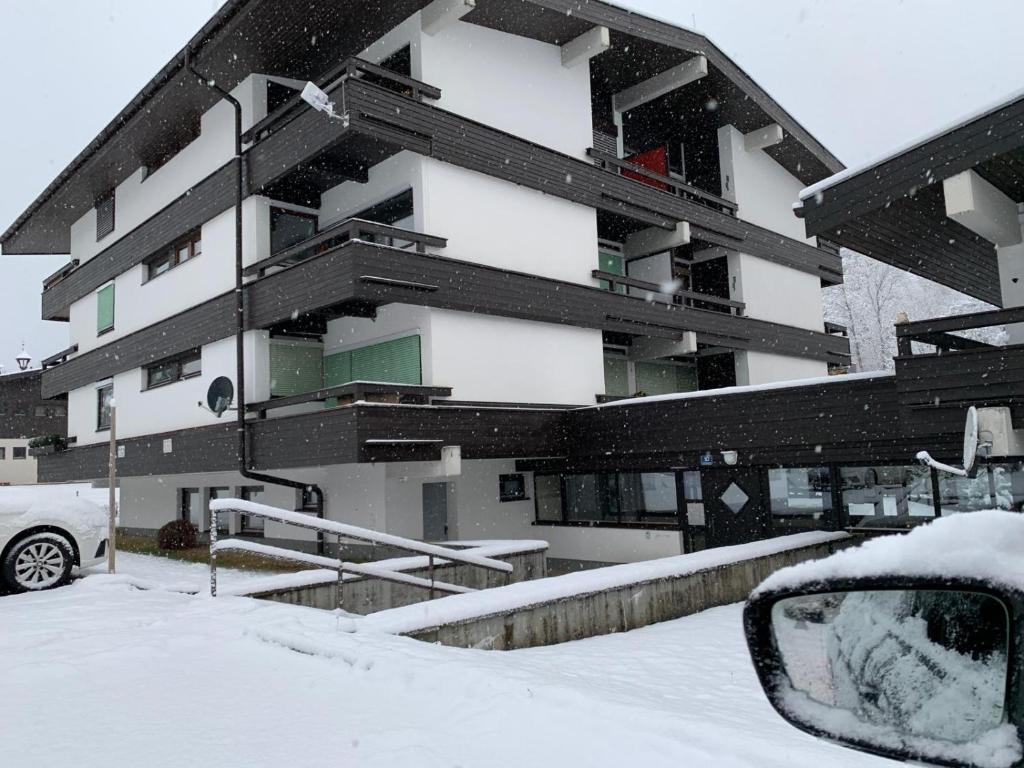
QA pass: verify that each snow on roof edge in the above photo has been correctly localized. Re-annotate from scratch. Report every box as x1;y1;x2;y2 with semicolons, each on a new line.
800;85;1024;201
587;370;892;410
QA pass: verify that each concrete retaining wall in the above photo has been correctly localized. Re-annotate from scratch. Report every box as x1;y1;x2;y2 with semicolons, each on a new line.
246;548;547;614
406;537;851;650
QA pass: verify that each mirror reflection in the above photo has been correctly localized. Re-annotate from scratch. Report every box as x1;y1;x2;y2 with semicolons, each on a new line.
771;590;1009;746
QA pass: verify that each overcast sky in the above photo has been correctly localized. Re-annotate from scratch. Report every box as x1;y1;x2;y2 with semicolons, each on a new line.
1;0;1022;372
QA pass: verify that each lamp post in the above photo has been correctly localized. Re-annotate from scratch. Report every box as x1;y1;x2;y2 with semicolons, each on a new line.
15;344;31;371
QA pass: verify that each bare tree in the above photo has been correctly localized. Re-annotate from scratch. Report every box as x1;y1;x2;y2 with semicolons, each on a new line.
824;249;1001;372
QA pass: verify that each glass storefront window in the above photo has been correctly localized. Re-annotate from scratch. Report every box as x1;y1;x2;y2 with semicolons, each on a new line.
535;472;680;526
769;467;831;532
534;475;563;522
938;462;1024;515
841;465;934;527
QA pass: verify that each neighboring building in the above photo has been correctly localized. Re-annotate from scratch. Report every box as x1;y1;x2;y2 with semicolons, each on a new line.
3;0;869;564
0;370;68;486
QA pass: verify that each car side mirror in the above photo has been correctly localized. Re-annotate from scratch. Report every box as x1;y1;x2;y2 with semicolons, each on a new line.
744;578;1023;768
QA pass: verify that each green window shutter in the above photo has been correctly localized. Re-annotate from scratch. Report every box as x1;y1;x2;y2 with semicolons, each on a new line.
96;284;115;333
635;362;678;396
604;356;629;396
269;342;324;397
323;351;353;388
351;335;421;384
598;250;626;294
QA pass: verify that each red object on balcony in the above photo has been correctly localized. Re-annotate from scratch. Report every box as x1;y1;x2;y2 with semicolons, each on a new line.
622;146;669;191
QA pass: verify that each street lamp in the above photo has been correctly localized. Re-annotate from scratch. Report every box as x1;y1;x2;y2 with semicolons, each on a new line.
15;344;31;371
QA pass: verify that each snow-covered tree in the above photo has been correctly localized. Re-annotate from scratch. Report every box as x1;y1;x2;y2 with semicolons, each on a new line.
824;249;1004;372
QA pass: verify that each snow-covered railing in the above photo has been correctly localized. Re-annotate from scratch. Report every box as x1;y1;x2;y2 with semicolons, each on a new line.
208;499;513;606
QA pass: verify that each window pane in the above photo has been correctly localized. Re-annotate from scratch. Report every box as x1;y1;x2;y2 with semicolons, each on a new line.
603;355;629;396
177;244;191;264
563;474;607;522
13;447;26;459
149;256;171;279
769;468;831;532
270;208;317;253
97;385;113;429
619;472;678;524
534;476;563;521
147;362;177;388
842;465;934;527
181;355;202;378
683;471;702;501
192;237;202;257
938;470;994;515
0;447;5;460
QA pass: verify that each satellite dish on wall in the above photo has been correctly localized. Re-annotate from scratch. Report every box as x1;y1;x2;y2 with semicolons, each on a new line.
206;377;235;418
916;406;981;478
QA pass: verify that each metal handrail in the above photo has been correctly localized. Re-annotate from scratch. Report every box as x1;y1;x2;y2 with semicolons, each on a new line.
214;538;473;610
40;343;79;369
244;217;448;277
209;499;513;602
592;269;745;314
43;259;79;290
587;148;738;215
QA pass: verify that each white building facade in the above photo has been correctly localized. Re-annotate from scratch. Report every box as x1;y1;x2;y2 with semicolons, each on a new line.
4;0;849;565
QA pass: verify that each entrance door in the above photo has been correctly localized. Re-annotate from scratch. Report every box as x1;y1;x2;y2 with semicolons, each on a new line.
701;468;769;548
422;482;449;541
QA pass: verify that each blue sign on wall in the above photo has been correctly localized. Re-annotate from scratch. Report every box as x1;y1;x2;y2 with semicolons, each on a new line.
699;451;714;467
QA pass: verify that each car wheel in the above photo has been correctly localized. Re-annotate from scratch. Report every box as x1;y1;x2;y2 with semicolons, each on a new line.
2;533;75;593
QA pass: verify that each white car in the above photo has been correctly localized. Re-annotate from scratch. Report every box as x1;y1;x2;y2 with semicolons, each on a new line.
0;486;109;593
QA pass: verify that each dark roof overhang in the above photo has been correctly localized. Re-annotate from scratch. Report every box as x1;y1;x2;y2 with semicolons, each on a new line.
2;0;842;256
798;91;1024;306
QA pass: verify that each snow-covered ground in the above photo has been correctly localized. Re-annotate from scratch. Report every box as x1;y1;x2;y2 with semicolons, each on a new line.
0;556;888;768
82;551;282;592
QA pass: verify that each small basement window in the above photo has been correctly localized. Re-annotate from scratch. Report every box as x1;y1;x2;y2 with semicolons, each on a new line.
12;447;26;460
499;474;528;502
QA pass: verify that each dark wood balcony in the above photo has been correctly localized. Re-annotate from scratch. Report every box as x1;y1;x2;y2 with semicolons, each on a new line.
37;401;569;483
894;307;1024;436
245;238;850;364
247;381;453;418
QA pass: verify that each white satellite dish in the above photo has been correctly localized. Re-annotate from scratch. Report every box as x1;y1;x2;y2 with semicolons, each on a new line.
916;406;980;478
962;406;979;476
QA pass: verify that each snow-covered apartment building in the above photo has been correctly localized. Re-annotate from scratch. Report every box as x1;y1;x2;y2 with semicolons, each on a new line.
5;0;1021;565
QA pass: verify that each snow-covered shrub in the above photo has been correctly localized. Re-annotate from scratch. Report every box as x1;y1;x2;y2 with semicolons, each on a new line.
157;520;198;550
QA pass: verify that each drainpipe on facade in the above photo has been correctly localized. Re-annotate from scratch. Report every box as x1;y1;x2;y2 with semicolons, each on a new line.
185;48;326;555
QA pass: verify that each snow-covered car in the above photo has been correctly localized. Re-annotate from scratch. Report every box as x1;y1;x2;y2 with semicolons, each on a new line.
744;511;1024;768
0;486;108;593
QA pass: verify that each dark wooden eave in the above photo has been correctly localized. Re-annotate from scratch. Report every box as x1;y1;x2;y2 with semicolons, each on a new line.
799;91;1024;306
3;0;841;256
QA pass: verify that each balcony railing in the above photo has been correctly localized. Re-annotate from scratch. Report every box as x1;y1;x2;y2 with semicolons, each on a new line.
247;381;453;418
587;148;738;216
42;259;79;290
243;57;442;144
245;218;448;278
895;306;1024;356
591;269;745;315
